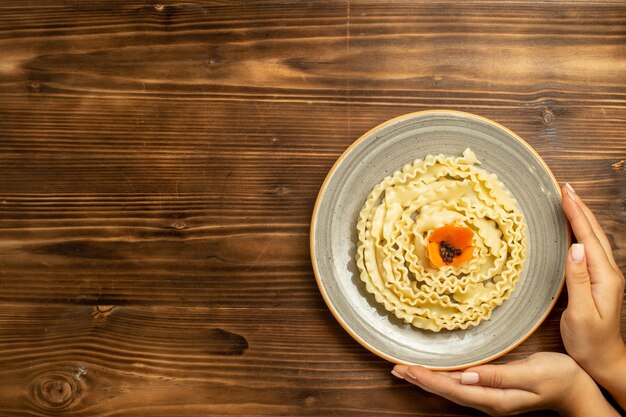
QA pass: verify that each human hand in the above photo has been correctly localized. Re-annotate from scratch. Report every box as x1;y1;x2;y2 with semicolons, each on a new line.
392;352;619;417
560;184;626;407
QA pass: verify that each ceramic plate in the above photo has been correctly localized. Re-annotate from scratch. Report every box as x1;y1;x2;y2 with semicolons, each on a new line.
310;110;568;370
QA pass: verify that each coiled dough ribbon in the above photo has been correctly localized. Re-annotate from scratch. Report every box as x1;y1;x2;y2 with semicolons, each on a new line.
355;149;527;331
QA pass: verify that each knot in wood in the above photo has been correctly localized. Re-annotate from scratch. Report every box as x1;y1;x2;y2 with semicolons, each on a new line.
92;305;116;319
273;186;289;197
33;372;79;411
154;3;164;11
29;81;40;93
542;109;554;125
171;219;186;230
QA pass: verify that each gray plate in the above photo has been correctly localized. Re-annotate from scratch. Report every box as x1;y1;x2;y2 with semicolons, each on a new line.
310;110;569;370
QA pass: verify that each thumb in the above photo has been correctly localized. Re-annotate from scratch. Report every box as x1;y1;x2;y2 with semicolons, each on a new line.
461;360;532;389
564;243;595;312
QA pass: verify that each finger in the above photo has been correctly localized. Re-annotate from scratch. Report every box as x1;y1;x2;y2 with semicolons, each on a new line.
439;371;463;380
403;365;535;411
392;364;408;379
564;243;598;314
392;365;462;380
462;360;538;390
561;186;612;276
565;184;620;273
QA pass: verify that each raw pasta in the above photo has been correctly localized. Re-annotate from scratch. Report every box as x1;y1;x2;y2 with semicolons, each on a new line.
355;149;527;331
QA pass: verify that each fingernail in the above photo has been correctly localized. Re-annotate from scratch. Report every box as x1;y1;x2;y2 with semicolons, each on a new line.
571;243;585;263
391;369;404;380
460;372;479;384
565;183;576;194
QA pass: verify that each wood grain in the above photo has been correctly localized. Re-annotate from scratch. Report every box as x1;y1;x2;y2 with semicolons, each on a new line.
0;1;624;416
0;302;578;417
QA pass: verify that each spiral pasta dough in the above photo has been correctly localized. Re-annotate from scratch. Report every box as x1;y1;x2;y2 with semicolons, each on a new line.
355;149;527;331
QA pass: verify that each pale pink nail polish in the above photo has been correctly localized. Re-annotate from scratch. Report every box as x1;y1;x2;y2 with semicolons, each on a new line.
391;369;404;379
565;183;576;194
571;243;585;263
461;372;479;384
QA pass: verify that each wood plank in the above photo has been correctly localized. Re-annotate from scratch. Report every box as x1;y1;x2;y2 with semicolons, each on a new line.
0;2;625;102
0;99;623;304
0;302;596;417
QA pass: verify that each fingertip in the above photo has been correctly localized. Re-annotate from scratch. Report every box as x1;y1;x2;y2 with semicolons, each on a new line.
462;365;489;386
564;245;593;295
561;186;575;207
461;363;512;388
460;371;479;385
393;364;408;374
561;183;571;196
561;183;569;197
570;243;585;263
391;369;404;379
561;188;585;227
565;189;578;206
566;244;588;273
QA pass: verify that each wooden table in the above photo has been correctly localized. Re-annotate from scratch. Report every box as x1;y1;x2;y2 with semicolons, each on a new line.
1;1;624;416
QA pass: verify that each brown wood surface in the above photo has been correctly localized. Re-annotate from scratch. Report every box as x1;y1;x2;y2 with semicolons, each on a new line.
0;1;624;416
